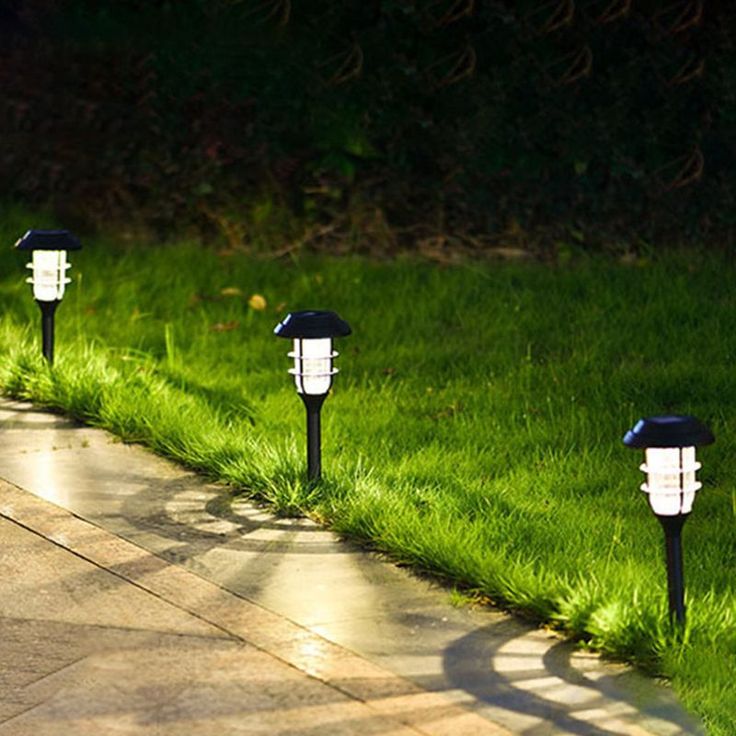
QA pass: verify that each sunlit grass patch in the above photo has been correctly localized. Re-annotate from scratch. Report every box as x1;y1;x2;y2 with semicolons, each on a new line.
0;207;735;732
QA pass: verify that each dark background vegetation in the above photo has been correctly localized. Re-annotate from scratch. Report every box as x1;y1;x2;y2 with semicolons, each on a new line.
1;0;734;254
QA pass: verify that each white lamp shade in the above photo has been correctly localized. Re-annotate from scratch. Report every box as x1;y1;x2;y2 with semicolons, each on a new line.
288;338;337;395
640;446;701;516
26;250;71;301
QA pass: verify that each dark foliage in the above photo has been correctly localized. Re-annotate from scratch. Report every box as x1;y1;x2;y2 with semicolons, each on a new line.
1;0;734;251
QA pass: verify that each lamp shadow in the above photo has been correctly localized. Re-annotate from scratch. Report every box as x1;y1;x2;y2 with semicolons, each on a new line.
442;621;703;736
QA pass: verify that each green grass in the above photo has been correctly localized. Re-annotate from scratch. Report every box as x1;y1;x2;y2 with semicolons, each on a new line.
1;205;735;732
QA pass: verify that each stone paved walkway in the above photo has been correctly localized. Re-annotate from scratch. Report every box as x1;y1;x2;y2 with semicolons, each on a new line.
0;399;703;735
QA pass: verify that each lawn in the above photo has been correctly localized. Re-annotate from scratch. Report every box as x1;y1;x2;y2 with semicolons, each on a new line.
0;206;734;733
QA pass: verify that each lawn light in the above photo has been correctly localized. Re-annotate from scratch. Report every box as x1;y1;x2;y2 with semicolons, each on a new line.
274;310;351;482
15;229;82;365
623;415;714;625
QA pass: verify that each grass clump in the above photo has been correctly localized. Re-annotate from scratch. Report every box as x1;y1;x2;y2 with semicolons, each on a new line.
0;207;735;732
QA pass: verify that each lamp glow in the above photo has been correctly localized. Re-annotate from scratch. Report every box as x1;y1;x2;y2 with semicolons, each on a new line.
28;249;71;302
289;337;338;395
641;446;701;516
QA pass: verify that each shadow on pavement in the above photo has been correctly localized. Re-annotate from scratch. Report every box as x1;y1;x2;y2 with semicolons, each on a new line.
443;622;701;736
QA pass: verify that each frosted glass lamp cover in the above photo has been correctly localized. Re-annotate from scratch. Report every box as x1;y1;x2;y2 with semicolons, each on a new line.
623;415;714;518
289;338;337;395
27;249;71;301
641;447;701;516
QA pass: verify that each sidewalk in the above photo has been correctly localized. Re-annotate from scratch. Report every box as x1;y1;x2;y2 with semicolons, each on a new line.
0;399;703;735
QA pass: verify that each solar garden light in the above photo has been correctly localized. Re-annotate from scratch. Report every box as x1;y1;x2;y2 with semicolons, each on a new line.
14;229;82;365
274;310;351;482
623;415;714;626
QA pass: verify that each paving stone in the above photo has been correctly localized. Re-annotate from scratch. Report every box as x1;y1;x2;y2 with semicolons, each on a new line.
0;399;704;735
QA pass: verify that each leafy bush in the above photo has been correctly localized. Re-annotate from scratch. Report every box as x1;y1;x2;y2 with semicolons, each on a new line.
1;0;734;251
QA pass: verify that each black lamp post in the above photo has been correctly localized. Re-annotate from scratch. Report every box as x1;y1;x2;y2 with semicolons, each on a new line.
274;310;351;482
14;229;82;365
623;415;714;626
